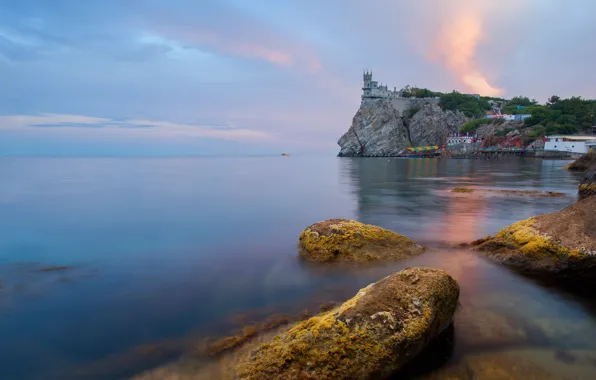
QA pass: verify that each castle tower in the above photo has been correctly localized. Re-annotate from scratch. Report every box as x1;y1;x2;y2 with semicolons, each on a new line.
362;70;373;99
363;70;372;89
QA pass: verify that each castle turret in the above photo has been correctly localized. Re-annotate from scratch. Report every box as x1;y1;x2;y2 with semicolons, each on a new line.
362;70;373;99
363;71;372;89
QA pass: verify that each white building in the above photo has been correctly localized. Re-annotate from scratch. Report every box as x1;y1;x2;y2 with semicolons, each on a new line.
485;114;532;121
486;114;516;121
544;136;596;154
447;134;476;145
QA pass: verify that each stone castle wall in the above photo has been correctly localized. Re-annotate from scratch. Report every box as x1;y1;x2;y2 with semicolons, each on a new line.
361;72;441;116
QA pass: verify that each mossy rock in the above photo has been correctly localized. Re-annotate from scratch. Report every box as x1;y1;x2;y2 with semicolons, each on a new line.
472;197;596;278
566;151;596;171
579;165;596;200
235;267;460;380
298;219;425;262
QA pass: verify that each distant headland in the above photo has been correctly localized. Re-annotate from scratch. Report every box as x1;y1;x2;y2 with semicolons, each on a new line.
337;71;596;158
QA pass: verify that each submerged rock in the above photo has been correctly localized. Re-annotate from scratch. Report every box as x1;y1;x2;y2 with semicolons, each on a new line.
450;187;564;197
419;349;560;380
472;196;596;279
235;267;460;380
298;219;424;262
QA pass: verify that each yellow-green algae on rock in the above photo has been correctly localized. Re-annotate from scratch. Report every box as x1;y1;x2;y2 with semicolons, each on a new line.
235;267;460;380
579;165;596;200
298;219;425;262
566;151;596;171
473;197;596;277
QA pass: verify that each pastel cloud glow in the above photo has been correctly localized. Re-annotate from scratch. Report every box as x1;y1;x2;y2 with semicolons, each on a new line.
1;0;595;155
429;4;504;96
0;114;277;142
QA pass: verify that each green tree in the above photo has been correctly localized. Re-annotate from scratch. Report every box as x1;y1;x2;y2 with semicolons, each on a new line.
439;91;491;118
547;95;560;106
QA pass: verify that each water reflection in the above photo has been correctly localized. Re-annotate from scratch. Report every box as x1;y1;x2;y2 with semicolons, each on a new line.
0;156;592;379
340;157;580;245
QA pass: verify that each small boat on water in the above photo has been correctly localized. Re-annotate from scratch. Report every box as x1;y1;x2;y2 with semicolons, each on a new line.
281;153;290;156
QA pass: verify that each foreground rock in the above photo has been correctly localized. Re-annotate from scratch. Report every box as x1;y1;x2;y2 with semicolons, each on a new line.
235;267;460;380
298;219;425;262
473;196;596;279
566;151;596;171
579;164;596;200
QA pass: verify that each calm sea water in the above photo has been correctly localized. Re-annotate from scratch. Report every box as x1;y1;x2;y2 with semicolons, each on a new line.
0;156;593;379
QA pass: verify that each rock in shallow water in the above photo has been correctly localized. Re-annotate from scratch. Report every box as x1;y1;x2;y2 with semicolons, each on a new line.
566;151;596;171
235;267;460;380
298;219;425;262
472;196;596;279
579;164;596;200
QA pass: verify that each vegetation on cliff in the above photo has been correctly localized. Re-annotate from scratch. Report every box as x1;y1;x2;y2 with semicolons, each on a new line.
298;219;424;262
444;93;595;135
235;267;460;380
401;88;494;118
510;96;596;135
439;91;492;118
461;117;505;133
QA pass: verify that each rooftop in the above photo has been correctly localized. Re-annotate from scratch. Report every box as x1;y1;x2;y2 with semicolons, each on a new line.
546;135;596;141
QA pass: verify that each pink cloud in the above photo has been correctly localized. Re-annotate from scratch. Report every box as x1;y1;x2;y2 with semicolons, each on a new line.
0;114;280;143
153;24;321;72
233;43;293;66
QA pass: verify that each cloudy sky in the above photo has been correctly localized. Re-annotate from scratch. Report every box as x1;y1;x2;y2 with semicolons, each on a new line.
1;0;595;155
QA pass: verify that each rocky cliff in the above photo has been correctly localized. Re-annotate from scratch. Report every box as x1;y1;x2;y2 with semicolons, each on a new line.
408;104;469;146
475;120;525;138
337;100;468;156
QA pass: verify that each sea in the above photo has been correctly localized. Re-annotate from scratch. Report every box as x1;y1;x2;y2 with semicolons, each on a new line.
0;156;594;379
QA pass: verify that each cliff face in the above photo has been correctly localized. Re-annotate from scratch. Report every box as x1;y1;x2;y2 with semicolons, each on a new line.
337;100;468;156
337;100;409;157
408;104;468;147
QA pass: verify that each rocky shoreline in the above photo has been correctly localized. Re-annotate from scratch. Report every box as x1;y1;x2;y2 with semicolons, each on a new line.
471;151;596;280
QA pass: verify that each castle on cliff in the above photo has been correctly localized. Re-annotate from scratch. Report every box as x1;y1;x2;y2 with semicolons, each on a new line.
361;71;440;115
362;71;404;100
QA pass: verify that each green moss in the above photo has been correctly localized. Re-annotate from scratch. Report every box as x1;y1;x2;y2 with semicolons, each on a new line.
298;219;424;262
482;217;585;259
579;183;596;194
235;268;460;380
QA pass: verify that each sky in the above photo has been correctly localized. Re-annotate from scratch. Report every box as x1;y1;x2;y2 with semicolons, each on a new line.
1;0;595;156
